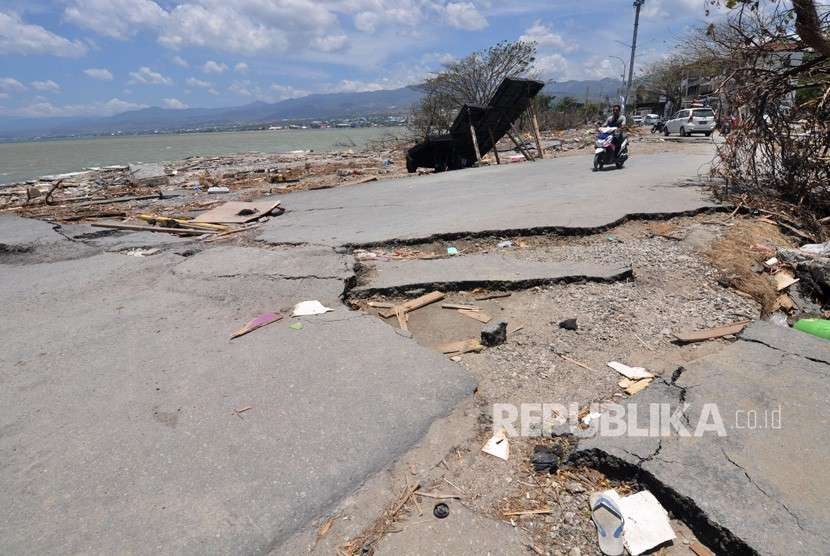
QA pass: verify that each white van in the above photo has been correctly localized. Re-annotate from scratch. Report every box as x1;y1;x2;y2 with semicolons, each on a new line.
665;108;716;137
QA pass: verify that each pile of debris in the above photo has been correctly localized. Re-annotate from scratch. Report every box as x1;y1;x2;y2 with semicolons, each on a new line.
0;145;408;225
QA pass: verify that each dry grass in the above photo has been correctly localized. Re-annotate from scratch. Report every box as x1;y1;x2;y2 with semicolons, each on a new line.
706;219;795;314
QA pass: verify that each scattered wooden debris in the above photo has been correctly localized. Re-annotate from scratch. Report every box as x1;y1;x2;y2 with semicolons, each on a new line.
441;303;481;310
458;308;492;323
474;292;512;301
137;213;229;232
438;338;484;355
773;270;799;291
673;320;752;343
378;291;444;318
503;508;553;517
91;222;213;235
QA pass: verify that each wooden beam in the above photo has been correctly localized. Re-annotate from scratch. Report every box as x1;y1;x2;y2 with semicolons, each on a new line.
527;104;545;159
487;127;501;165
467;108;482;165
506;127;534;162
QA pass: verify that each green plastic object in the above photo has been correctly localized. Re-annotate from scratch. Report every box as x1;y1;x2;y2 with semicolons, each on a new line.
794;319;830;340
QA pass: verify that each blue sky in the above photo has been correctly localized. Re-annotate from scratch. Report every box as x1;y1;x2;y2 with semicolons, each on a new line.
0;0;724;118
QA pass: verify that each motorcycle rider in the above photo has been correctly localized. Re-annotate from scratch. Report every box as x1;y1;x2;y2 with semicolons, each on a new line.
603;104;627;156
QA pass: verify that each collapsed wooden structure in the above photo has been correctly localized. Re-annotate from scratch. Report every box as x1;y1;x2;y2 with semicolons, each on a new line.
406;78;546;173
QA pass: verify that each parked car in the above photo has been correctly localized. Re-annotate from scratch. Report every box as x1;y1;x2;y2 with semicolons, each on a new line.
643;113;660;125
632;114;644;125
664;108;716;137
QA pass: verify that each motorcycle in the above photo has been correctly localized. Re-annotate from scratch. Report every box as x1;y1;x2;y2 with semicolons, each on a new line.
593;126;629;171
651;120;666;134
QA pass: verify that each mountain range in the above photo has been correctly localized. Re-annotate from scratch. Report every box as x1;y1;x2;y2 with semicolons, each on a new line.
0;79;623;141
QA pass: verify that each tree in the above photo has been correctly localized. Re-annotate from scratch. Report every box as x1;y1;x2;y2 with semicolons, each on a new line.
705;0;830;227
409;41;537;139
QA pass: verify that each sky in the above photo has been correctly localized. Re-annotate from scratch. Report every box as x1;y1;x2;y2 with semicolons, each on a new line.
0;0;726;119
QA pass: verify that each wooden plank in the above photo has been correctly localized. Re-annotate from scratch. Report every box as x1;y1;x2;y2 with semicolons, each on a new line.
474;292;511;301
673;320;752;343
137;213;229;232
469;122;482;165
441;303;481;311
91;222;213;235
194;200;281;224
458;309;492;323
367;301;395;308
379;291;445;318
528;104;545;159
438;338;483;354
774;271;799;291
487;127;501;165
396;306;409;331
625;378;653;396
506;126;534;162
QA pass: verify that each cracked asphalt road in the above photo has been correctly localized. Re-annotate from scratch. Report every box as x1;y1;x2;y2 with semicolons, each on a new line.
572;321;830;555
3;149;793;555
257;151;718;247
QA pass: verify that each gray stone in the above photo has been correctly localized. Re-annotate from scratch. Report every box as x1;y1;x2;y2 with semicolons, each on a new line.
481;320;507;347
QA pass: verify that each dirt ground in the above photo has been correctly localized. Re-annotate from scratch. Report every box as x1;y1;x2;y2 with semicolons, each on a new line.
341;212;780;555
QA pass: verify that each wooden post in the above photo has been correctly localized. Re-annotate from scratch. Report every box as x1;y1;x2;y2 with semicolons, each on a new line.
469;121;482;166
506;127;534;162
528;105;545;159
487;127;501;165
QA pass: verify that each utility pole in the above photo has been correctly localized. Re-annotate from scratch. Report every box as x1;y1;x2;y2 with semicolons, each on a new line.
624;0;645;115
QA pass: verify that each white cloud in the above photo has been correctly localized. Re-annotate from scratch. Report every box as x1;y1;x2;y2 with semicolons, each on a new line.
312;34;348;53
64;0;167;39
186;77;213;88
202;60;228;74
234;62;248;74
31;80;61;93
445;2;488;31
6;97;147;118
128;66;173;85
534;53;571;80
330;79;385;93
270;83;308;100
0;12;88;57
84;68;114;80
354;12;379;33
171;55;189;67
160;4;287;54
229;80;253;97
163;98;188;109
0;77;27;93
520;20;573;52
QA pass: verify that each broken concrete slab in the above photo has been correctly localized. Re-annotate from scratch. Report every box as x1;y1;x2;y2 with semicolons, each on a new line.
130;162;169;187
58;223;192;252
351;253;632;296
0;213;64;253
375;503;528;555
571;321;830;555
0;213;96;263
258;152;719;247
0;248;476;554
